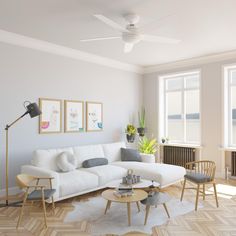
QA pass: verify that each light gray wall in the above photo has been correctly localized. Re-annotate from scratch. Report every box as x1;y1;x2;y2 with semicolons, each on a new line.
0;43;143;189
143;59;236;176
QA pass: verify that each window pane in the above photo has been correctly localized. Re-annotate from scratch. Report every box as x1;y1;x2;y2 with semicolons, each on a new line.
231;70;236;85
168;120;184;141
166;77;182;91
167;91;183;141
185;75;199;89
186;90;200;142
231;86;236;144
185;90;200;119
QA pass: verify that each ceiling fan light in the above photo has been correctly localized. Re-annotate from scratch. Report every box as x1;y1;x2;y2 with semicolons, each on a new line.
122;32;141;44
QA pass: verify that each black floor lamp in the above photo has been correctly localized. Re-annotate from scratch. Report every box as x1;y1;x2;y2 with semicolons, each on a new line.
0;101;41;207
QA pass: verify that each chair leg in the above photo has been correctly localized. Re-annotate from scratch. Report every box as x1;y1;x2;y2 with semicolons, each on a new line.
51;196;55;215
41;189;48;228
195;184;200;211
203;184;205;200
136;201;140;212
213;183;219;208
163;203;170;218
144;205;150;225
16;191;28;229
180;178;186;201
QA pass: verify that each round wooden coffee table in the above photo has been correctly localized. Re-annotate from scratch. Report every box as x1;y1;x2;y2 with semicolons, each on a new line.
101;189;148;226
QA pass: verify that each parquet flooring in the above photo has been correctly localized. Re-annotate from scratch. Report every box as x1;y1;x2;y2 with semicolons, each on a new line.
0;179;236;236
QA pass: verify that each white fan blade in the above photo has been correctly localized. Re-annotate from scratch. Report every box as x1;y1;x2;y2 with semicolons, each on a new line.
141;34;181;44
124;43;134;53
80;36;120;42
94;14;127;32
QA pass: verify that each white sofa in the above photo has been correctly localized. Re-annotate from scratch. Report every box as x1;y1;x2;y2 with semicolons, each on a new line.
21;142;186;202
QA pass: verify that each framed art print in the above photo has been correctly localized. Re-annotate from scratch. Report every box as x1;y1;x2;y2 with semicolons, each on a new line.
65;100;84;133
86;102;103;132
39;98;62;134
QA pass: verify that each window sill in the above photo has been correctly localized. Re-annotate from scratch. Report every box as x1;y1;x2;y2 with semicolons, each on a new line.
219;146;236;152
159;143;203;149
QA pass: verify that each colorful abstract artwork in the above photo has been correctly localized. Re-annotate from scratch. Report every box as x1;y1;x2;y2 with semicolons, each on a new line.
86;102;103;132
65;100;84;132
39;98;62;134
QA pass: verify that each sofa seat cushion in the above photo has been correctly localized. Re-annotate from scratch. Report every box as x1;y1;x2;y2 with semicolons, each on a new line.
81;165;127;186
111;162;186;188
185;172;211;183
59;170;99;197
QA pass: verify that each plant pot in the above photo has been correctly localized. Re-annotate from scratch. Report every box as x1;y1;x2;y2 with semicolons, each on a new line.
137;127;146;137
140;153;156;163
126;134;135;143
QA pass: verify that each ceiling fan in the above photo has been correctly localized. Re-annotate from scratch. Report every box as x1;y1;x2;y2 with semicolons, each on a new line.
80;14;180;53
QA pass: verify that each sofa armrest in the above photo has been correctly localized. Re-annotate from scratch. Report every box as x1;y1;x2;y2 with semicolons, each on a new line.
21;165;60;200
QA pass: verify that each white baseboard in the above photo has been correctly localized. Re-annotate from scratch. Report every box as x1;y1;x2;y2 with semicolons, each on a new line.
0;186;20;197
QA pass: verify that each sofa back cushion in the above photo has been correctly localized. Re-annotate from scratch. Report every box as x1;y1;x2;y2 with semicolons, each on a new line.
32;147;74;171
73;144;105;168
102;142;126;163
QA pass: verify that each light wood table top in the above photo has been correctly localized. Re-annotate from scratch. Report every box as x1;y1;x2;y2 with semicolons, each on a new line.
102;189;148;203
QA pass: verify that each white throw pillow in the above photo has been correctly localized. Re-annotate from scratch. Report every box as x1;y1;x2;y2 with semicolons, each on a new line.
56;152;77;172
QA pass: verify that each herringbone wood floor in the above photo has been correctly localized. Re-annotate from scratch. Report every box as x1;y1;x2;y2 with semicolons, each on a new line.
0;179;236;236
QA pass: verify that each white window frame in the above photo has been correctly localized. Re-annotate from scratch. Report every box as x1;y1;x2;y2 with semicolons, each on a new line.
159;70;201;145
224;64;236;147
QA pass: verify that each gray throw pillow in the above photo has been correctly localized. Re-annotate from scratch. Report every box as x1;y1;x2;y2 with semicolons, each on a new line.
121;148;141;162
82;158;108;168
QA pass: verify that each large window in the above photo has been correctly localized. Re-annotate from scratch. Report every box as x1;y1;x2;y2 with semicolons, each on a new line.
160;71;200;144
225;65;236;147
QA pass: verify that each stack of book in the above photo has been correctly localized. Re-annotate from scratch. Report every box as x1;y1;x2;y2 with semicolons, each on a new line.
113;187;133;198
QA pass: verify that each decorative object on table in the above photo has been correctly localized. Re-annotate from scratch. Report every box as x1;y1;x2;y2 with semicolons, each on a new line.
138;136;158;163
161;137;169;144
114;186;134;198
122;169;141;185
121;148;142;162
1;101;41;207
16;174;56;229
64;100;84;133
125;124;136;143
141;191;171;225
39;98;62;134
86;101;103;131
181;160;219;211
137;107;146;136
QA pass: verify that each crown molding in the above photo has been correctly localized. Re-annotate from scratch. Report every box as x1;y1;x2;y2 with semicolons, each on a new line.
0;29;143;74
143;50;236;74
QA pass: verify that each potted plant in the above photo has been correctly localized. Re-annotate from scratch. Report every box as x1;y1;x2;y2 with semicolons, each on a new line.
137;107;146;136
125;124;136;143
138;136;158;163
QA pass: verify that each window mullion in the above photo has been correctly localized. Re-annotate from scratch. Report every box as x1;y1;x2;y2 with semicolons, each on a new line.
183;77;186;143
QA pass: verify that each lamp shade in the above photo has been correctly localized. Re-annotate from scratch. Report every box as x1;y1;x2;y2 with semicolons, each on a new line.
26;102;41;118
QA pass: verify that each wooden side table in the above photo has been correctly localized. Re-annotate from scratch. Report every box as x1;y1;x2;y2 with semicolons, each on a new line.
101;189;148;226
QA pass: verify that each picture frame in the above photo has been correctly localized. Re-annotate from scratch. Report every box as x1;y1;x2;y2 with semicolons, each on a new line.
64;100;84;133
39;98;62;134
86;101;103;132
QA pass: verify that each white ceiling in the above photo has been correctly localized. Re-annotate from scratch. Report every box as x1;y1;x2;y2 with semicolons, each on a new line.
0;0;236;66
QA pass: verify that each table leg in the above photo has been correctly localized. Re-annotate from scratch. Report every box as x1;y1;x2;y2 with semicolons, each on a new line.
163;203;170;218
144;205;150;225
127;202;131;226
136;201;140;212
104;200;111;215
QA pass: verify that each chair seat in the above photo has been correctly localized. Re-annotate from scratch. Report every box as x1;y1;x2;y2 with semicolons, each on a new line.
27;189;56;200
185;172;211;183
